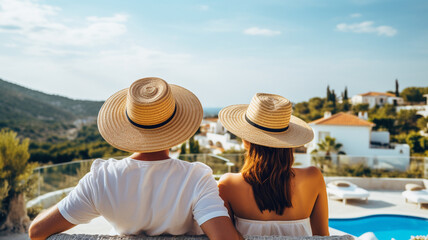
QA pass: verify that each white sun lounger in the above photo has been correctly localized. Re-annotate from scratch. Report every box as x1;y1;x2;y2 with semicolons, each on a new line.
402;189;428;209
327;181;370;204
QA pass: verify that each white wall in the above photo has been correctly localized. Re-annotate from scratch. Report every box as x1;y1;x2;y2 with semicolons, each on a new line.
309;124;410;158
396;105;428;117
294;153;310;167
352;95;403;108
370;131;389;145
367;144;410;157
308;124;371;155
205;133;243;151
351;95;363;105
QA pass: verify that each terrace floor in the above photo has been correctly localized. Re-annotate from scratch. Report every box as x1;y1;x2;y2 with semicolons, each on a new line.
63;190;428;235
1;190;427;239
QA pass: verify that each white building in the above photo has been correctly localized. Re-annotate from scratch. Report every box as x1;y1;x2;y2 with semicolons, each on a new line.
396;94;428;117
351;92;404;108
306;112;410;170
195;118;243;153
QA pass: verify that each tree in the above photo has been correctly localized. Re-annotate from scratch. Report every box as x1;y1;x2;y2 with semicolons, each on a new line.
331;90;337;109
188;136;200;154
326;85;331;102
314;136;345;157
406;132;423;154
339;88;351;111
311;136;345;172
395;79;399;97
344;87;348;101
352;104;369;115
396;109;420;133
0;129;38;233
401;87;428;103
417;117;428;133
180;143;187;155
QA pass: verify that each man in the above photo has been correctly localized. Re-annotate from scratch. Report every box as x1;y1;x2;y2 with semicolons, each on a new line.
29;77;242;240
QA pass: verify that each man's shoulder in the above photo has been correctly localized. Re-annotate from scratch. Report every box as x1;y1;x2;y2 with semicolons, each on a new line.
88;158;122;177
90;158;120;168
171;159;212;171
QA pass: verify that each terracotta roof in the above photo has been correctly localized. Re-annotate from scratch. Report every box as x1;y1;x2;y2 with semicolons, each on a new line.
359;92;396;97
204;117;218;122
309;112;375;127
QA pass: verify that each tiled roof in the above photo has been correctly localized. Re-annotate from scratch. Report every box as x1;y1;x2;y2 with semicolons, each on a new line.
359;92;396;97
309;112;375;127
204;117;218;122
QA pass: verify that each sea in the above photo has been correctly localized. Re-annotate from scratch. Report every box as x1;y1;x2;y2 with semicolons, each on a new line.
203;107;222;118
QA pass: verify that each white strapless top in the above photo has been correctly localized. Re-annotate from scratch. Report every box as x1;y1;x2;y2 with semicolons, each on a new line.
234;216;312;236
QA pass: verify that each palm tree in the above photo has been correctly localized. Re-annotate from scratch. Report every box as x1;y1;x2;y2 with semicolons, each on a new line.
314;136;345;157
311;136;345;173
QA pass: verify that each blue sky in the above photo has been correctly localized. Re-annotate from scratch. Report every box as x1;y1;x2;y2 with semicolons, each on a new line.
0;0;427;107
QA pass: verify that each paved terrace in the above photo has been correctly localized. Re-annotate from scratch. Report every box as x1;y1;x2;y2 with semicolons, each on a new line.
1;183;427;239
62;190;427;235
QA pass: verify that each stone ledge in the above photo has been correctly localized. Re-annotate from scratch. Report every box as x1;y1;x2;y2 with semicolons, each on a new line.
47;234;355;240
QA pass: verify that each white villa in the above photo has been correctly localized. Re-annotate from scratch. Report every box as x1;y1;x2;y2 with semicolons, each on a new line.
351;92;404;108
306;112;410;170
396;94;428;118
195;118;243;153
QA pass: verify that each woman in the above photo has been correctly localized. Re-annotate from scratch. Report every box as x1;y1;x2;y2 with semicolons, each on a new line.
218;93;329;236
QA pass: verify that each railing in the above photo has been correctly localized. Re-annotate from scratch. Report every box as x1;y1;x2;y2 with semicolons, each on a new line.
31;154;427;200
310;154;427;178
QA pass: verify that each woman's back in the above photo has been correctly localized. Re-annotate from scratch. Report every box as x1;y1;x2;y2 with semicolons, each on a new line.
218;166;329;236
217;92;329;236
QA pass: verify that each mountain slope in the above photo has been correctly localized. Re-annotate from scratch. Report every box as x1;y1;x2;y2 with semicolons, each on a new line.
0;78;104;140
0;79;103;121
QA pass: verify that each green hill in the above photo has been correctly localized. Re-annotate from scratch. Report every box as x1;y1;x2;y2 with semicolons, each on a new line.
0;78;103;140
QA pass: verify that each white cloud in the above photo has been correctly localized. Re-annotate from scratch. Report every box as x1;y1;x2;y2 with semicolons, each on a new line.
350;13;362;18
0;0;128;47
336;21;397;37
243;27;281;36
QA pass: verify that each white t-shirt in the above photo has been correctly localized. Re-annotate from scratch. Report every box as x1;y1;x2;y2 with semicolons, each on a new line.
57;158;229;235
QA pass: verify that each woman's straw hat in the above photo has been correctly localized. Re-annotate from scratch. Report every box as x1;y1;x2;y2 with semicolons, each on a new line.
219;93;314;148
97;77;203;153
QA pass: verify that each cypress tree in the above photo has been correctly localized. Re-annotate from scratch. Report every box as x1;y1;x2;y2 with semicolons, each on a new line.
327;85;331;101
395;79;399;97
344;87;348;100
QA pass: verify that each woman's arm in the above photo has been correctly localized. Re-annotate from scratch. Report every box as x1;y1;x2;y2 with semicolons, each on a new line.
218;173;235;221
309;167;330;236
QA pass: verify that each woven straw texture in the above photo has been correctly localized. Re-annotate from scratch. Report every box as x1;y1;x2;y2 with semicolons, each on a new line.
47;234;354;240
219;94;314;148
97;78;203;153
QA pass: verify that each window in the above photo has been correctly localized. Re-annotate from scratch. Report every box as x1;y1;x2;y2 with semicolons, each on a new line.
319;131;330;141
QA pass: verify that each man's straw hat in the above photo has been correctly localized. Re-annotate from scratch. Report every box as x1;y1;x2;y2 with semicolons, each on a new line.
97;77;203;153
219;93;314;148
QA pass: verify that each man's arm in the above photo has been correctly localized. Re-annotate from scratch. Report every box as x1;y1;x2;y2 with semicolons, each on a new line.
200;216;243;240
29;205;75;240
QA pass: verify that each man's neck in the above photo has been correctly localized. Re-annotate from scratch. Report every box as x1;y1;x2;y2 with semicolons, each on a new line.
130;150;170;161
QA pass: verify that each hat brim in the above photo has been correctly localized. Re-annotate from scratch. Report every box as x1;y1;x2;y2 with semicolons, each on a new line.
219;104;314;148
97;85;203;153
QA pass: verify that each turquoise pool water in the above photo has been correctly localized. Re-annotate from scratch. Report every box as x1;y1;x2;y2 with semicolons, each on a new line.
329;214;428;240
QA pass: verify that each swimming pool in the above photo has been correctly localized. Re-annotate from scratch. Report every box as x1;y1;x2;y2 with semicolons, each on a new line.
329;214;428;240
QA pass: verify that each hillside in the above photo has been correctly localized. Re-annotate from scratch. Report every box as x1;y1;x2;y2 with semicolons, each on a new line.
0;78;103;140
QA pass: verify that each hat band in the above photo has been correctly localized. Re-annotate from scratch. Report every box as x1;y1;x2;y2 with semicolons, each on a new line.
245;114;289;133
126;105;177;129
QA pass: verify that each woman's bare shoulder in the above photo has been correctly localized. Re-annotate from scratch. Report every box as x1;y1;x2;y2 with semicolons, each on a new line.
294;166;324;182
218;172;243;185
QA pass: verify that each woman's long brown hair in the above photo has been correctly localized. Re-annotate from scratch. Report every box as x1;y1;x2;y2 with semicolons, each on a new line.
241;142;295;215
